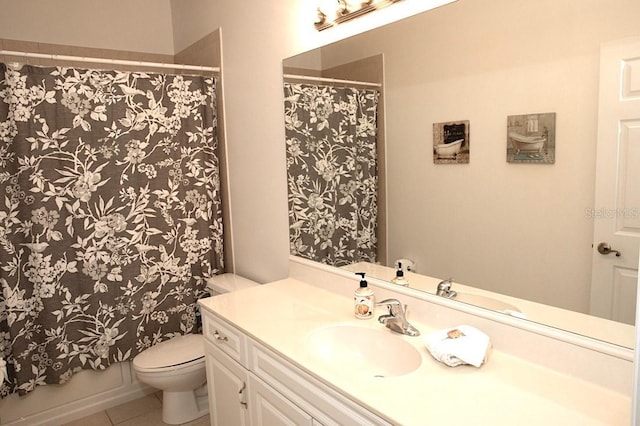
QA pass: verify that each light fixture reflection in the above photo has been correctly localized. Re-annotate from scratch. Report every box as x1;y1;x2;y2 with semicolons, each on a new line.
314;0;403;31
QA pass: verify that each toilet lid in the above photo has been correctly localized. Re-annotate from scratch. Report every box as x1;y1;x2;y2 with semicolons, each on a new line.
133;334;204;369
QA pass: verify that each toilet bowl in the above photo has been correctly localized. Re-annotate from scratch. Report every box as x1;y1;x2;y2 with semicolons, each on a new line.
133;334;207;424
132;273;259;424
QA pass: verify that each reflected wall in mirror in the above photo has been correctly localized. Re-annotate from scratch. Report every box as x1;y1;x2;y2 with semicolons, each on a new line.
283;0;640;347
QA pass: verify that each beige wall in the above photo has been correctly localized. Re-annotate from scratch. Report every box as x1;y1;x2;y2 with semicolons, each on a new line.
170;0;218;54
170;0;297;283
0;38;175;71
380;0;639;312
0;0;175;54
0;0;452;285
168;0;454;283
315;0;640;313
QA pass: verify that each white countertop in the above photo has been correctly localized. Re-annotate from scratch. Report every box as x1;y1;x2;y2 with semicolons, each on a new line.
198;278;630;425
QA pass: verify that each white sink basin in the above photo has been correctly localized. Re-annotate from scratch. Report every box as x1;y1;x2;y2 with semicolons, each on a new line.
305;324;422;378
454;293;523;317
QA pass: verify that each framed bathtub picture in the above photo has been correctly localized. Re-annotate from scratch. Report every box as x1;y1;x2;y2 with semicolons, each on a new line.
506;112;556;164
433;120;470;164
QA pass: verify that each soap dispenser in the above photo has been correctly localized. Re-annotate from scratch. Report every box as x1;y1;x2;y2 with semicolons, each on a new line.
354;272;374;319
391;262;409;286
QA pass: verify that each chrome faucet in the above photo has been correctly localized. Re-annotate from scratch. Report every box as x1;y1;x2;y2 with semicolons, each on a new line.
375;299;420;336
436;278;457;299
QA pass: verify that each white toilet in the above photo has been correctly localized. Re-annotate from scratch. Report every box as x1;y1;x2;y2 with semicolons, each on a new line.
132;273;258;425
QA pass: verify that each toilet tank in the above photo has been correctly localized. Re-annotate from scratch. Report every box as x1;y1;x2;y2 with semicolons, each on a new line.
205;273;259;295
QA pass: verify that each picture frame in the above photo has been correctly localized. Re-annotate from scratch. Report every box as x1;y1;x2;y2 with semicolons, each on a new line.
433;120;470;164
506;112;556;164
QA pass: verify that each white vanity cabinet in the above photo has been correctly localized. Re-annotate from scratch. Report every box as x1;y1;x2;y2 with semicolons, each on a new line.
204;340;251;426
204;340;311;426
247;372;313;425
199;278;631;425
201;309;390;426
203;309;251;426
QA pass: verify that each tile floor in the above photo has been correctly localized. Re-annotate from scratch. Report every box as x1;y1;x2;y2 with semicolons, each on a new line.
61;393;209;426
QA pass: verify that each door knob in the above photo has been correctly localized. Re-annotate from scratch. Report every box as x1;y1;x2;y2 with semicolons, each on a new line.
597;242;621;257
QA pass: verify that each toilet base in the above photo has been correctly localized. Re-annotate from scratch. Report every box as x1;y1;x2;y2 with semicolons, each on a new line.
162;384;209;424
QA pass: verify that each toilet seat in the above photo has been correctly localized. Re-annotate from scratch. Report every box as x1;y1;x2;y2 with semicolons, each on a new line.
133;334;204;373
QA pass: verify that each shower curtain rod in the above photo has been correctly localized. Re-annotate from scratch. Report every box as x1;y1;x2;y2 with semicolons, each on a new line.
284;73;381;88
0;50;219;72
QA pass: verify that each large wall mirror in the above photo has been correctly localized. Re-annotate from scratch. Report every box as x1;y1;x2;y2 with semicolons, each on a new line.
283;0;640;348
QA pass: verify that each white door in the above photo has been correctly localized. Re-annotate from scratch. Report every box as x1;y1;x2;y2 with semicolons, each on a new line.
590;37;640;324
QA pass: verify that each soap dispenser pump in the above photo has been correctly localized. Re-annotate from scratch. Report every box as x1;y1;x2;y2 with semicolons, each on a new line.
391;262;409;286
354;272;374;319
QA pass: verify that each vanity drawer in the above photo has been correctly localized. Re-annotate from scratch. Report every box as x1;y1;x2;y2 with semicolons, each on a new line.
248;339;391;426
202;309;248;367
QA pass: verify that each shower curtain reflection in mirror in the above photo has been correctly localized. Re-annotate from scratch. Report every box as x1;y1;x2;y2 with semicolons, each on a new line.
284;82;379;267
0;63;224;397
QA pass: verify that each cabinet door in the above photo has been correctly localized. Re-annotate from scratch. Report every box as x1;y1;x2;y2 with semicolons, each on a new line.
205;341;251;426
249;373;313;426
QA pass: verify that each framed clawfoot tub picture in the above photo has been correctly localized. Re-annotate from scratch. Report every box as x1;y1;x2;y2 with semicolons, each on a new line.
433;120;470;164
506;112;556;163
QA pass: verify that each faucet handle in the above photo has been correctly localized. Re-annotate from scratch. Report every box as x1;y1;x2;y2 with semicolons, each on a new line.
437;278;453;291
376;298;402;307
375;298;406;316
436;278;457;298
376;299;420;336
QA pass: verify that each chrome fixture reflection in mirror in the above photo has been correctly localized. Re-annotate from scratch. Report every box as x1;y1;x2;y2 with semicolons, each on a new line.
315;0;403;31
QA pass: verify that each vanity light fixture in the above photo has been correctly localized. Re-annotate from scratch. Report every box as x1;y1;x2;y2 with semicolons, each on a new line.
314;0;403;31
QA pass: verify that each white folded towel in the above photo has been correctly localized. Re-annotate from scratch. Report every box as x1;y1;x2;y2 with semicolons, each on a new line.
424;325;491;367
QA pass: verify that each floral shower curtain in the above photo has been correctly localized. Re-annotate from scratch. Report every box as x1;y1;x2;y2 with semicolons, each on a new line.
284;82;379;267
0;63;224;397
